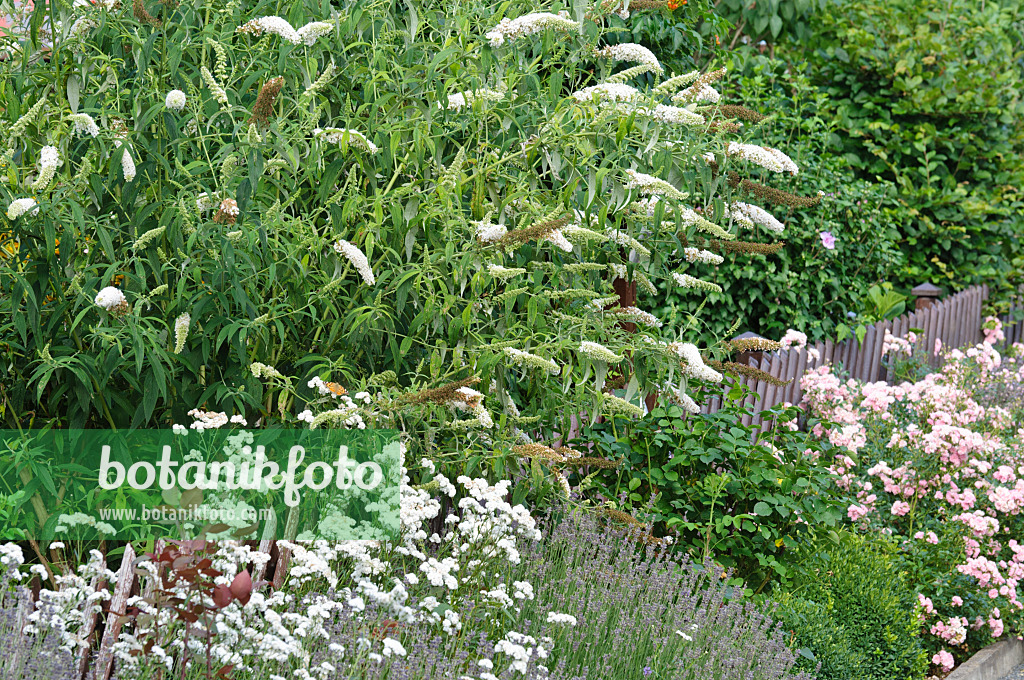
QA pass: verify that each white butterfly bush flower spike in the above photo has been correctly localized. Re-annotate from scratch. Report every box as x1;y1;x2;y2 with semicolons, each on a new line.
486;11;581;48
731;201;785;233
594;43;663;73
297;21;333;45
7;198;39;219
578;340;623;363
237;16;302;44
683;247;725;265
572;83;642;104
726;142;799;175
70;113;100;137
333;239;375;285
625;169;689;201
473;214;507;245
164;89;186;111
94;286;128;314
504;347;561;375
121;148;136;182
670;342;723;382
313;128;379;154
443;87;505;111
33;145;62;190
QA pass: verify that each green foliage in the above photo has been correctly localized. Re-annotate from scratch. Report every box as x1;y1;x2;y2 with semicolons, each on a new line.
576;387;847;594
715;0;828;46
795;0;1024;295
774;535;930;680
656;56;907;343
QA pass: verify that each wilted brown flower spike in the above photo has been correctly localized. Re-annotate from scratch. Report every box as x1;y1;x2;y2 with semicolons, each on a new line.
133;0;161;26
728;337;783;353
251;76;285;125
394;376;481;407
709;360;792;387
728;172;821;208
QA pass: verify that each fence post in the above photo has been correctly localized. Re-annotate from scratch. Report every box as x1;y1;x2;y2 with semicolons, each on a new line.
911;282;942;311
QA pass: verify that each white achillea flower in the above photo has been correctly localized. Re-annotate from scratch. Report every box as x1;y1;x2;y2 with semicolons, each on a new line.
297;21;333;45
625;170;689;201
120;148;136;181
610;306;663;328
33;145;62;190
486;12;580;48
547;612;578;626
70;113;100;137
725;142;799;175
671;82;721;104
94;286;128;313
443;87;505;111
572;83;641;104
730;201;785;233
683;247;724;265
473;214;507;245
504;347;560;375
594;43;663;73
578;341;623;363
486;264;526;280
313;128;379;154
7;198;38;219
164;89;186;111
173;313;190;354
672;272;722;293
333;239;375;285
669;342;723;382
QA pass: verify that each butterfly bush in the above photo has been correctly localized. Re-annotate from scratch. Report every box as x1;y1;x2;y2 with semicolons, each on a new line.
801;323;1024;671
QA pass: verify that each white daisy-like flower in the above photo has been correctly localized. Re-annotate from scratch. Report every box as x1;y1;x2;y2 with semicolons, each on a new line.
333;239;375;285
7;197;38;219
70;113;100;137
165;89;187;112
578;340;623;363
313;128;379;154
94;286;128;313
683;247;724;265
486;11;580;48
730;201;784;233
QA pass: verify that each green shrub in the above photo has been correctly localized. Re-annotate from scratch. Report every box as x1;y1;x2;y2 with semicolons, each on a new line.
574;387;847;594
793;0;1024;296
776;535;930;680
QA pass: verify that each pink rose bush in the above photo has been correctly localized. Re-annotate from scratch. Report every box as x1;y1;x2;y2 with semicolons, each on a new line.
801;335;1024;672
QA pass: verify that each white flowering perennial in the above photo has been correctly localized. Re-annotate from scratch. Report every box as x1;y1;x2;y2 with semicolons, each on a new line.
7;197;38;219
683;247;724;265
504;347;560;375
730;201;784;233
725;142;799;175
33;145;61;190
486;12;580;48
594;43;662;73
486;263;526;280
610;306;663;328
297;21;333;45
94;286;127;313
333;239;375;285
443;87;505;111
578;340;623;363
70;113;100;137
449;386;494;428
625;169;689;201
200;66;229;106
173;313;190;354
672;272;723;294
669;342;723;382
605;228;651;257
572;82;642;104
671;82;721;104
313;128;379;154
237;16;300;43
164;89;186;111
473;214;508;245
646;104;706;128
545;229;574;252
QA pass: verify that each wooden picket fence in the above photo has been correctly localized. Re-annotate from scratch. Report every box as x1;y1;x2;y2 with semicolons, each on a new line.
700;283;991;426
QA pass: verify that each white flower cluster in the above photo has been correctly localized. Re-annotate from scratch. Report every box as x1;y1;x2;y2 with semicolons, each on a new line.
70;113;100;137
196;192;220;212
611;306;663;328
449;386;494;428
173;312;190;354
671;272;723;293
186;407;242;431
546;611;578;625
494;631;550;675
578;340;623;363
730;201;784;233
486;11;580;48
594;43;662;73
625;169;688;201
443;87;505;111
669;342;723;382
54;512;115;536
605;228;651;256
313;128;379;154
165;89;186;111
726;142;799;175
672;82;721;104
333;239;375;285
572;82;641;104
237;16;333;46
545;229;574;252
505;347;561;375
119;145;136;182
486;263;526;280
683;247;724;265
7;197;38;219
34;145;62;189
94;286;127;313
665;382;702;414
473;215;507;244
645;103;705;128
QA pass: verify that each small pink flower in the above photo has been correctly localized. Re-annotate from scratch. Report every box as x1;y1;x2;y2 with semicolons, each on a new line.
891;500;911;516
952;596;963;606
819;231;836;249
932;650;955;672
